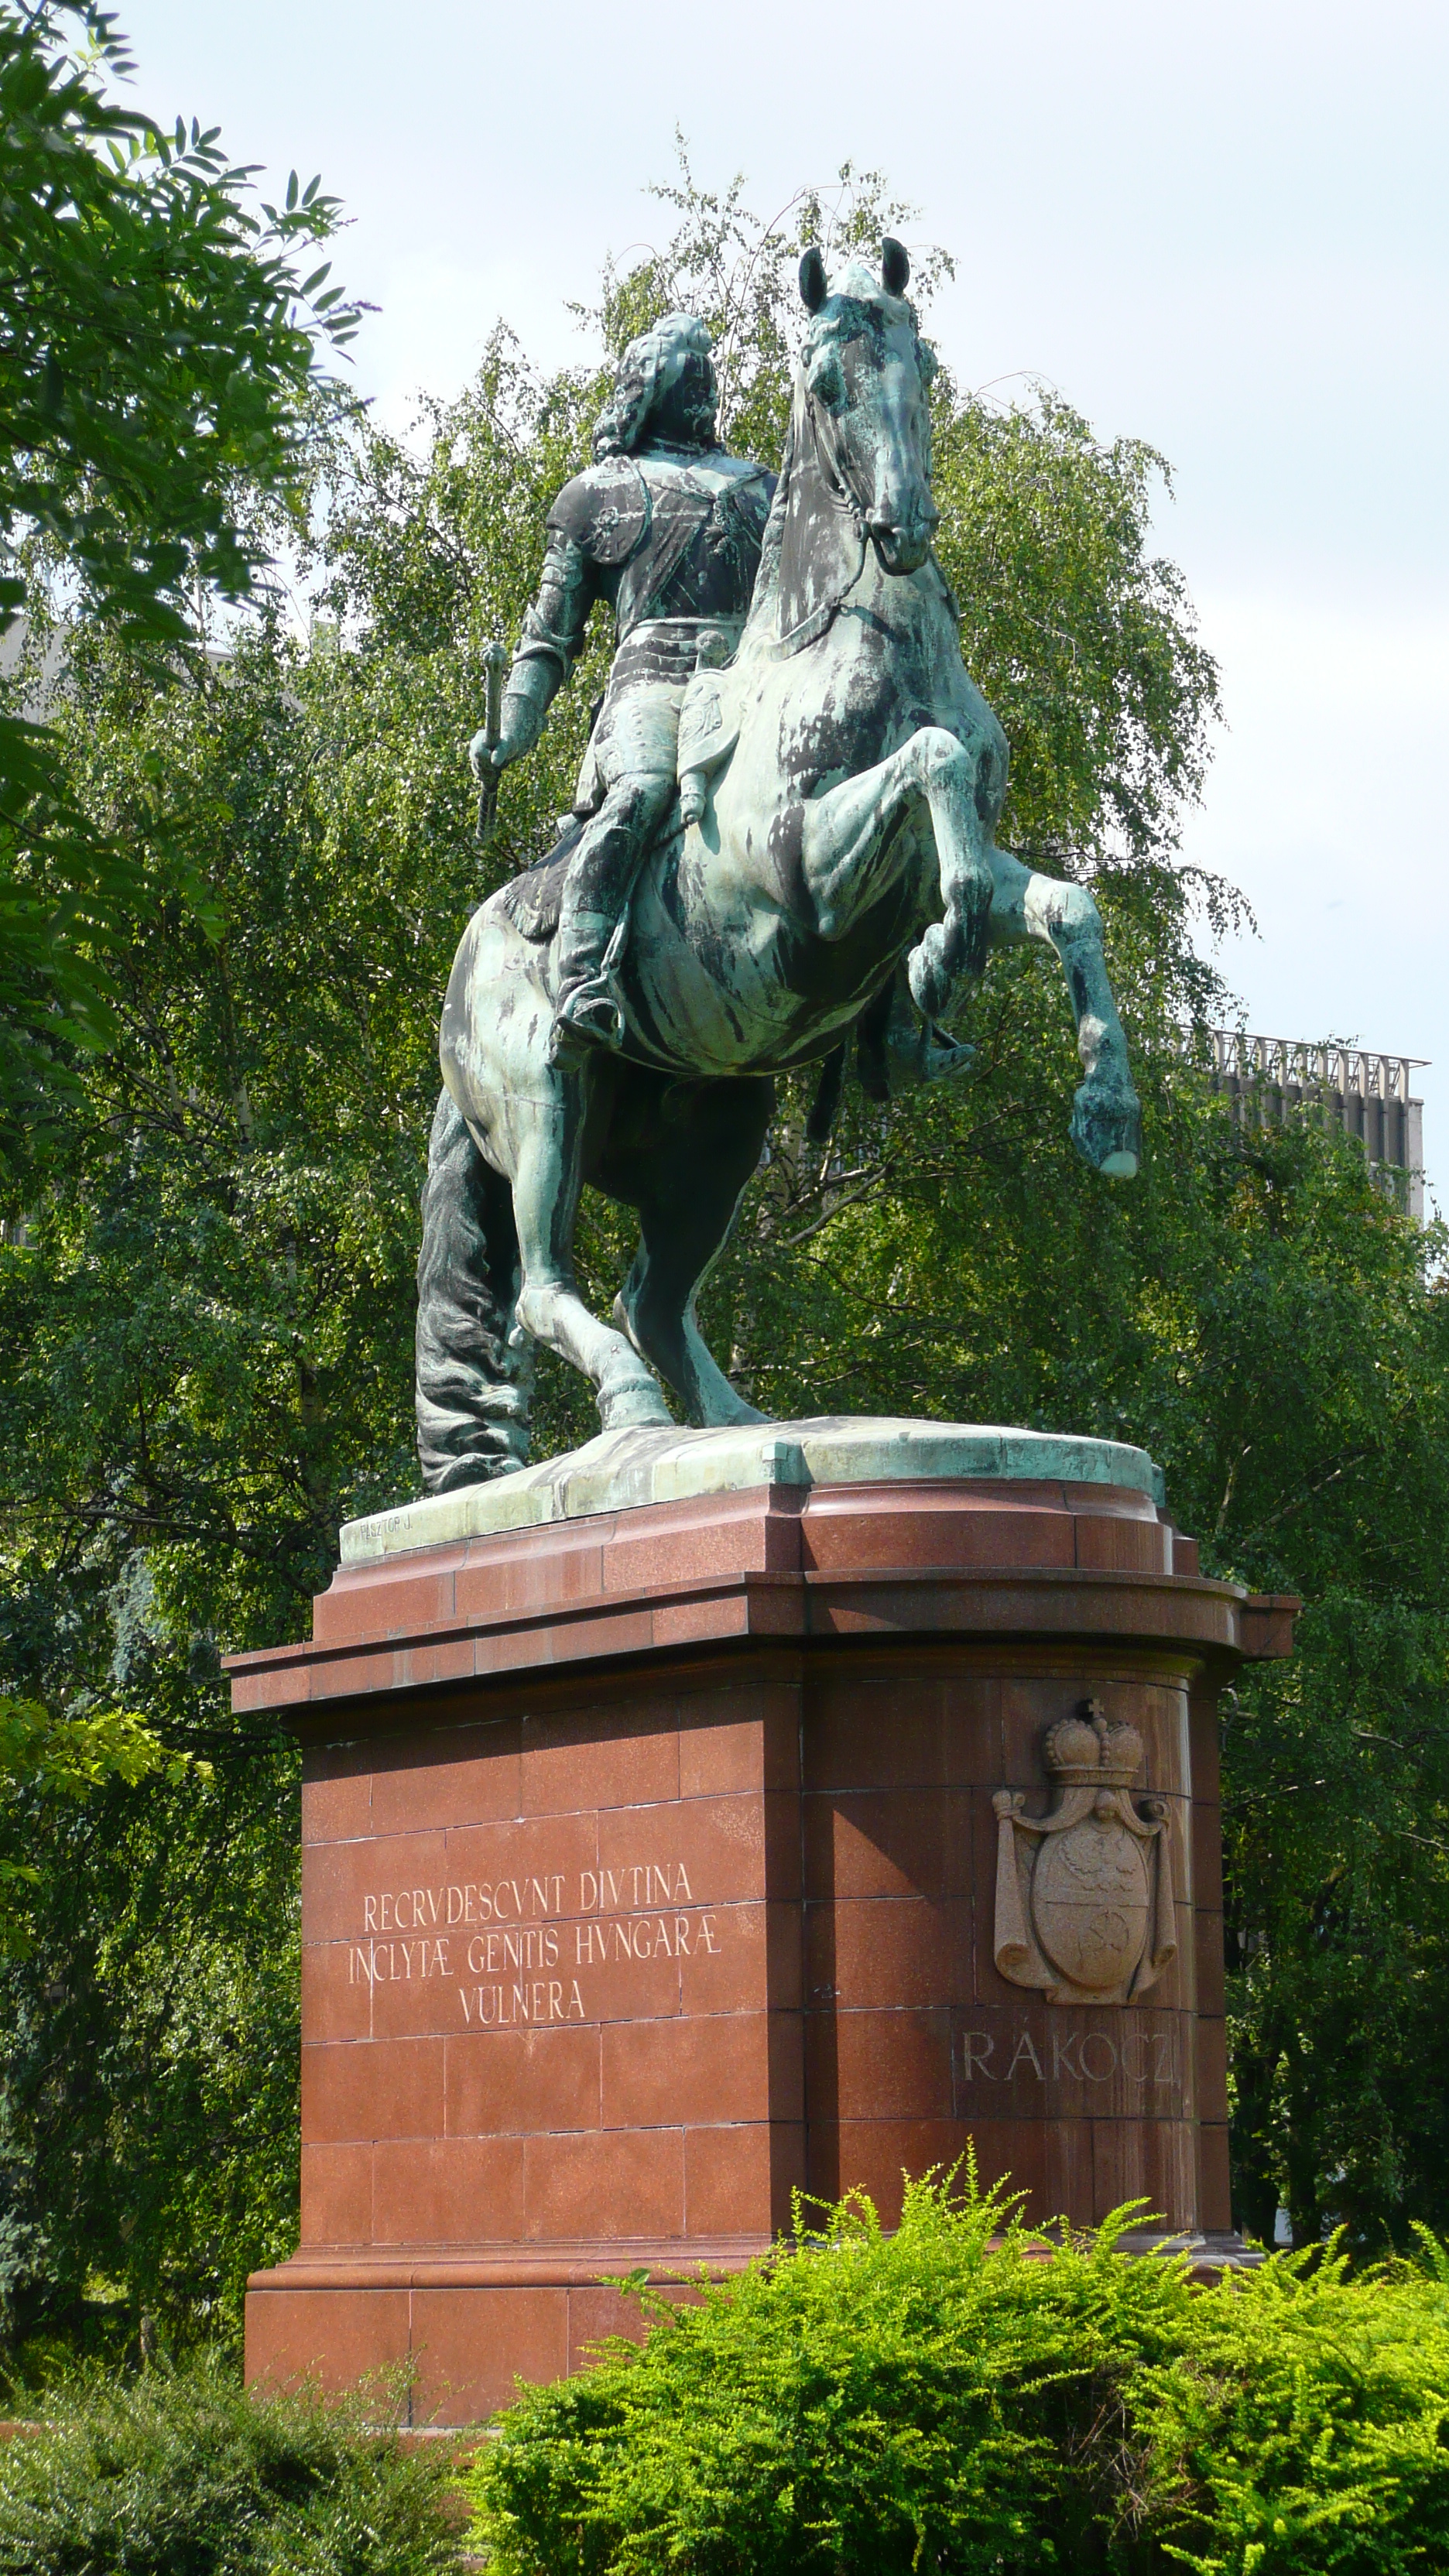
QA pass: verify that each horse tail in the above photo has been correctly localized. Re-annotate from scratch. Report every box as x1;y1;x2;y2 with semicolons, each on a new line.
415;1088;533;1493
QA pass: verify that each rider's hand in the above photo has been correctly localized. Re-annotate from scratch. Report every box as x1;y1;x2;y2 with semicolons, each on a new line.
470;692;544;778
468;725;520;777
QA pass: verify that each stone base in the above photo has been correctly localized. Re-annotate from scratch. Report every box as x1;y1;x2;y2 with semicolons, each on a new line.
245;2257;708;2426
233;1420;1295;2424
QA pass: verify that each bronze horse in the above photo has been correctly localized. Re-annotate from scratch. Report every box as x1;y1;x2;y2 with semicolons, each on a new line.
416;242;1141;1490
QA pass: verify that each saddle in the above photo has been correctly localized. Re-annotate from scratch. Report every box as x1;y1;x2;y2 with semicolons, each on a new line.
497;816;584;942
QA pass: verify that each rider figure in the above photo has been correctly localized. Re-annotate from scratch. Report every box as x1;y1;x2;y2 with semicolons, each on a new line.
472;313;774;1066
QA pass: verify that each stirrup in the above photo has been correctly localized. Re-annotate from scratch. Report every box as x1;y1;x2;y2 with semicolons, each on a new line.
547;981;624;1068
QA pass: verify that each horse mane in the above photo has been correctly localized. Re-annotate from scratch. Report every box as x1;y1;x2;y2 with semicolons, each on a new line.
740;399;798;648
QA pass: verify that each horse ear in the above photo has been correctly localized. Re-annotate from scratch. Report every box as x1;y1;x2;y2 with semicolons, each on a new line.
881;236;910;296
799;247;827;313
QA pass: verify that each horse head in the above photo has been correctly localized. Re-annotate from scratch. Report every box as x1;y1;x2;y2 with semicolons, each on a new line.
795;238;940;576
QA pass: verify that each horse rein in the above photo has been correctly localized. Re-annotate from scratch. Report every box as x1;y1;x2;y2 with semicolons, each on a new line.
765;382;894;660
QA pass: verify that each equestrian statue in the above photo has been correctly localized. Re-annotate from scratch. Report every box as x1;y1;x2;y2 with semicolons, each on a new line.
416;239;1142;1492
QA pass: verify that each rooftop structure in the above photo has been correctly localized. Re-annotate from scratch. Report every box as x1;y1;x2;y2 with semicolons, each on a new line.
1201;1029;1427;1220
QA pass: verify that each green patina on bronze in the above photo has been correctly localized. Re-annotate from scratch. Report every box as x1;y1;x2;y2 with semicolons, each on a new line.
420;242;1142;1490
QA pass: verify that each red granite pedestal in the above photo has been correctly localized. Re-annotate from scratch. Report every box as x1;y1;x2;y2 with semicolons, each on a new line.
235;1465;1294;2424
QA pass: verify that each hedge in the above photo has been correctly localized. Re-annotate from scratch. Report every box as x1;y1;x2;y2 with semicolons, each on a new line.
469;2169;1449;2575
0;2356;465;2574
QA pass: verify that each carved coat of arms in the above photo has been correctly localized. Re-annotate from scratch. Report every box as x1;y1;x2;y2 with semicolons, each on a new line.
992;1702;1177;2006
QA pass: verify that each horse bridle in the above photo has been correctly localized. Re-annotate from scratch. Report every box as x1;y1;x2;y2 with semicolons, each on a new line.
768;368;940;659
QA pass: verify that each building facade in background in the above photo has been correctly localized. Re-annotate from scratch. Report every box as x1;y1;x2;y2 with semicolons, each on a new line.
1204;1029;1426;1221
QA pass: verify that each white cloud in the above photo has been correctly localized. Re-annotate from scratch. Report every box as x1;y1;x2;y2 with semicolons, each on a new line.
1184;591;1448;1212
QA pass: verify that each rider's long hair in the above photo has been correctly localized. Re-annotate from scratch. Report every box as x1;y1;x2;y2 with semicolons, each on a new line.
592;313;712;459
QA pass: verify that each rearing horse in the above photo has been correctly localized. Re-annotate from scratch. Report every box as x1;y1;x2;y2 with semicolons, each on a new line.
416;240;1142;1491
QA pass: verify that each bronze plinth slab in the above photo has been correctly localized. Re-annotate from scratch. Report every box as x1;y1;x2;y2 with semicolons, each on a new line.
233;1426;1294;2425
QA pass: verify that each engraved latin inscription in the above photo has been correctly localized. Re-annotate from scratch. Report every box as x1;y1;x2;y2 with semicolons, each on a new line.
345;1858;721;2027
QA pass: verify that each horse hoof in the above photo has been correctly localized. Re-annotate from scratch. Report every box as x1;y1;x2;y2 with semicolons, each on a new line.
1071;1081;1142;1180
906;931;952;1023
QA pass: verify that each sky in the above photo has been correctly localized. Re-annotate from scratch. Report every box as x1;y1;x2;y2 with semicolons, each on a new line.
117;0;1449;1208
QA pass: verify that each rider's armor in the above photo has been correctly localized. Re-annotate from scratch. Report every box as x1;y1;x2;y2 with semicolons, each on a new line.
503;442;774;1060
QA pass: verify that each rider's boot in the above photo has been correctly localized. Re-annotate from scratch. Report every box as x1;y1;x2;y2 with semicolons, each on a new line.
547;908;624;1067
546;772;672;1070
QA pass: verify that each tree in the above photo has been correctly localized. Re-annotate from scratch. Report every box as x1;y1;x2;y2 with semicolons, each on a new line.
0;153;1444;2360
0;0;362;1160
0;0;363;1886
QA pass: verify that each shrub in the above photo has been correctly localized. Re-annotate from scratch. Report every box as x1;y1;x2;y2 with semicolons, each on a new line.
1128;2225;1449;2571
468;2170;1449;2576
0;2355;468;2574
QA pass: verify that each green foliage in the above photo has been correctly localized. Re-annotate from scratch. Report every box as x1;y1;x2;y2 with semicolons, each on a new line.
470;2174;1449;2576
0;2357;466;2574
0;1695;177;1800
939;390;1218;872
1135;2229;1449;2574
0;1743;301;2355
0;3;361;642
0;1690;205;1944
0;0;361;1157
